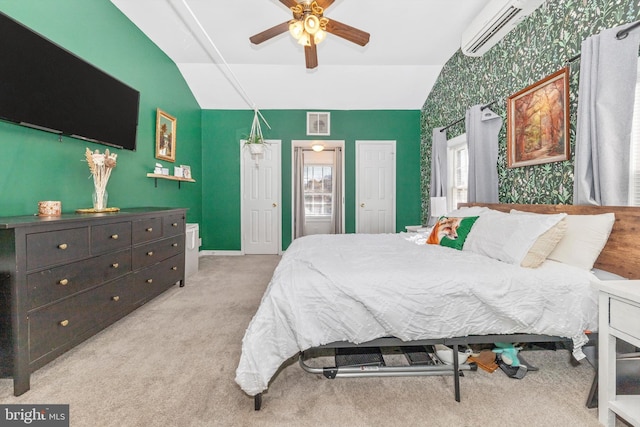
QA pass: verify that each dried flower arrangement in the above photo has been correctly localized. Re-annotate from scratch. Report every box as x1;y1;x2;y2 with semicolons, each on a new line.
85;147;117;210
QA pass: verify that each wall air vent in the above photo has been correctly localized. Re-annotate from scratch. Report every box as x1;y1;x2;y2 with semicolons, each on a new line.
461;0;546;57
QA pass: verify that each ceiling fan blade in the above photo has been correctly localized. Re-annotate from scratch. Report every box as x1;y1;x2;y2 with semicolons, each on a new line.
279;0;298;8
305;40;318;69
315;0;335;8
249;21;290;45
325;19;370;46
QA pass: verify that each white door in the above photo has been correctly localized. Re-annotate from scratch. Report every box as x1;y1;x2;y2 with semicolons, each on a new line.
356;140;396;233
241;140;281;254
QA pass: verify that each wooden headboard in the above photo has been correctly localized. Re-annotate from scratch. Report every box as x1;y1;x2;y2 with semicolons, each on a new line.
459;203;640;279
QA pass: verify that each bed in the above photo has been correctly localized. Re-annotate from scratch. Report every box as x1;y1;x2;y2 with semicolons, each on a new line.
236;203;640;410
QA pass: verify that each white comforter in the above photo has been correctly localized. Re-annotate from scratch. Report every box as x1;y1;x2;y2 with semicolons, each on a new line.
235;233;599;396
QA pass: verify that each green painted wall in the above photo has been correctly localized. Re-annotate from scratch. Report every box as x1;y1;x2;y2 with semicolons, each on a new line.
420;0;640;224
202;110;421;251
0;1;202;224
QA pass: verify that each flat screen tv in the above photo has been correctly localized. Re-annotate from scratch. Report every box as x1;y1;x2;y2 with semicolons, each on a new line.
0;11;140;150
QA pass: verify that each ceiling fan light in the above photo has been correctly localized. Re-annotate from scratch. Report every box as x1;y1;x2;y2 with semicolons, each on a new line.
297;32;311;46
289;20;304;39
304;14;320;35
314;29;326;44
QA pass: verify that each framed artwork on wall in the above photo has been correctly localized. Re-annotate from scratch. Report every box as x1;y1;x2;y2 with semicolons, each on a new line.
307;112;330;136
155;108;177;162
506;67;570;168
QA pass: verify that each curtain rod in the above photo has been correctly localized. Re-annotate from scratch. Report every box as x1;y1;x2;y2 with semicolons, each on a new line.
439;101;497;133
566;20;640;65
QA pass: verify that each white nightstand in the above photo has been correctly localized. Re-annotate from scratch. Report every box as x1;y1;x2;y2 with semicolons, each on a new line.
594;280;640;426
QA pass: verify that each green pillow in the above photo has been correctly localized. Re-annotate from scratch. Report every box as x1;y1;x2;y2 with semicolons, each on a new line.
427;216;479;250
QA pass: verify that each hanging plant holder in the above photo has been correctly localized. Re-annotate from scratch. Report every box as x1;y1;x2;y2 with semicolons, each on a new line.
247;110;266;154
249;143;264;154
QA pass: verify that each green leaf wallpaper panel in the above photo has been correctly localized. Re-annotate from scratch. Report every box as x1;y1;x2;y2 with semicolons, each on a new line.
420;0;640;224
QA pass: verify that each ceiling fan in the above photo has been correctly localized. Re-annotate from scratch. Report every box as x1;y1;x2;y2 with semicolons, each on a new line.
249;0;370;69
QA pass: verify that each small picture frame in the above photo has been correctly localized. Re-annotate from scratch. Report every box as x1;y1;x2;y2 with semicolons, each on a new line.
180;165;192;179
174;166;184;178
156;108;177;163
506;67;570;168
306;112;330;136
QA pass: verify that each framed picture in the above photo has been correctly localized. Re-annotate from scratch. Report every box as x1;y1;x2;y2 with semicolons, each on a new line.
506;67;570;168
180;165;192;179
155;108;177;162
306;112;330;136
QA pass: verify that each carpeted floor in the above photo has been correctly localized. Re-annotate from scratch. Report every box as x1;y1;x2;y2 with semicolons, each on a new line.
0;255;609;426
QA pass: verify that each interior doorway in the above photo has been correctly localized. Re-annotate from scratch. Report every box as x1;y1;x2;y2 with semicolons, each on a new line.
291;140;345;239
241;139;281;254
355;140;396;233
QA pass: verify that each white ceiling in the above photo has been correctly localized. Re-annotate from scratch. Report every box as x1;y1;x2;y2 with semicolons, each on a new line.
111;0;492;110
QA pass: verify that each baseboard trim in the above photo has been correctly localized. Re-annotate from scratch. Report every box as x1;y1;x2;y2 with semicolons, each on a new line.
200;250;244;256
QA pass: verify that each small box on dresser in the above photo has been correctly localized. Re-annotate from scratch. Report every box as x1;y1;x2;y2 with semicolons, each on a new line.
0;207;186;396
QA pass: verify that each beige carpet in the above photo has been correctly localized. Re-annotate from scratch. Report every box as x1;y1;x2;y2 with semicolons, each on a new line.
0;255;607;426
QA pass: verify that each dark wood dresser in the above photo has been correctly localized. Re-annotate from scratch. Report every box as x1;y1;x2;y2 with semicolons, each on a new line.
0;207;186;396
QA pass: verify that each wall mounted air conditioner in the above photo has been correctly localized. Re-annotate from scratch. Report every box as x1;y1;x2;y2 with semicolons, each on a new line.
461;0;546;57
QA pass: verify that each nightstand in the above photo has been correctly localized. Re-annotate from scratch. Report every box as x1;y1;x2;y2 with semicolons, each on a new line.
594;280;640;426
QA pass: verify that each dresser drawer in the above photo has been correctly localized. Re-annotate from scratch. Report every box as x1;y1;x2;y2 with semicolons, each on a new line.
163;213;185;237
29;276;134;362
132;235;184;270
91;221;131;254
27;249;132;309
26;227;89;270
132;217;163;244
131;254;184;303
610;297;640;341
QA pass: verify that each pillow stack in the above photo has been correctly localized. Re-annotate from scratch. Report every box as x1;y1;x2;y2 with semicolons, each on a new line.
426;206;615;270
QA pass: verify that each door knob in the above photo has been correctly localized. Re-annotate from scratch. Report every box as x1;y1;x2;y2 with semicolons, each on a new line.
360;203;365;208
272;203;277;207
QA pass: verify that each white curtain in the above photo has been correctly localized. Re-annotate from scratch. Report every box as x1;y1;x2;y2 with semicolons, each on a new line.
465;105;502;203
574;21;640;206
430;127;448;210
293;147;306;239
330;147;343;234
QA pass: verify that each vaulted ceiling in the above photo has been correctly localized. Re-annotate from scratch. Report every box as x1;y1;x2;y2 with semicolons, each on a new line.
111;0;492;110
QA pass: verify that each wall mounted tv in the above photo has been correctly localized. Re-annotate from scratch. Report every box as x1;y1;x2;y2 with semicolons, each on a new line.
0;11;140;150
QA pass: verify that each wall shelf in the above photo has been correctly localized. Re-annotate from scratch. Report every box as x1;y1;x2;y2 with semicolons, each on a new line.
146;173;196;189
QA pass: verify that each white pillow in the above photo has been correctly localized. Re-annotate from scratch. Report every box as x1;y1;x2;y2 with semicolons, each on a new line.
463;209;566;265
446;206;491;217
546;213;615;270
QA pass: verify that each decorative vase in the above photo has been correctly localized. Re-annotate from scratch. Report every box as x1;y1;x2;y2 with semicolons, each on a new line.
92;189;108;211
249;143;264;155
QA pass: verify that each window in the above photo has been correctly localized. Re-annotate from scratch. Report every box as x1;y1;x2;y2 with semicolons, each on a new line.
303;165;333;216
629;57;640;206
447;134;468;212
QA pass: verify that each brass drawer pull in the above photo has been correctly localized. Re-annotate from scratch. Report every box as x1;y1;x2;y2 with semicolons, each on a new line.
112;263;119;268
172;222;178;227
147;251;154;256
58;243;68;250
146;279;153;284
172;243;178;247
146;227;153;232
59;278;69;286
112;296;120;302
59;320;69;327
111;234;119;240
171;266;178;271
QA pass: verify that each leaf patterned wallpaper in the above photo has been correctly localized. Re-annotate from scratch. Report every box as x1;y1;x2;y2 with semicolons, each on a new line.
420;0;640;224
